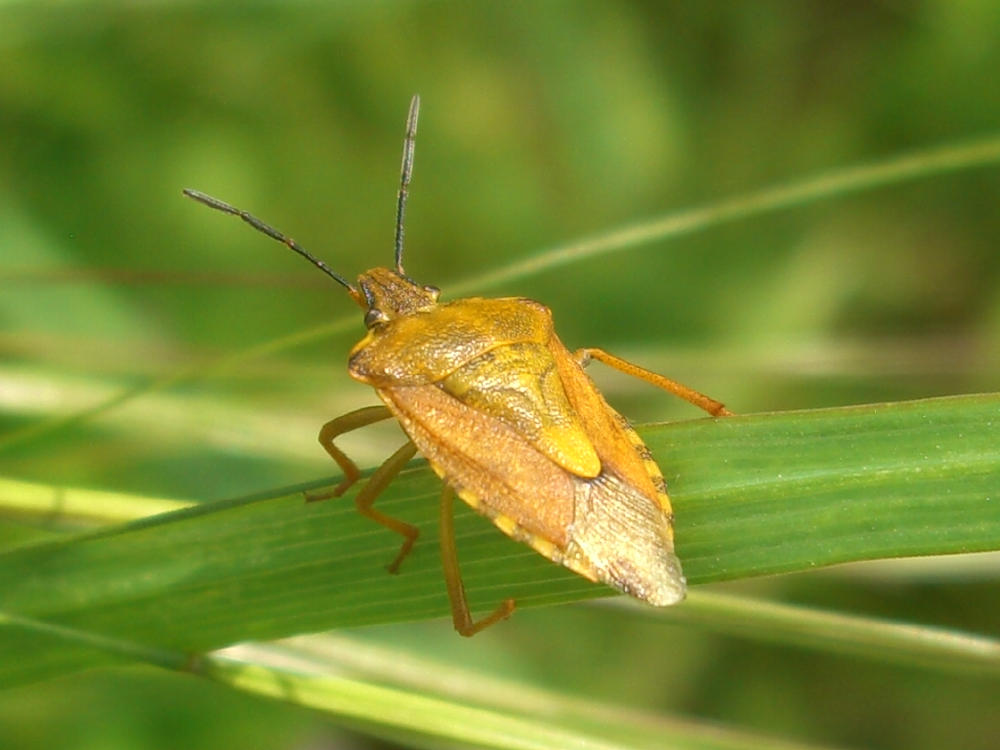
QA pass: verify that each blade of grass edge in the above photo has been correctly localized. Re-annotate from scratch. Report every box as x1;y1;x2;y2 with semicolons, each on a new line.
601;591;1000;678
0;611;845;750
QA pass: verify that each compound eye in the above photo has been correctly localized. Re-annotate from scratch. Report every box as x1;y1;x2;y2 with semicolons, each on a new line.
364;308;389;329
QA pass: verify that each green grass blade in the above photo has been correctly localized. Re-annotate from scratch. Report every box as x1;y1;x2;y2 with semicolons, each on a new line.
662;394;1000;579
1;394;997;687
0;610;848;750
0;477;193;528
611;591;1000;677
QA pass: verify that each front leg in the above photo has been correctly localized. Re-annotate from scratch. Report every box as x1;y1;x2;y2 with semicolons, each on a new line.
310;405;394;501
354;440;421;573
314;405;421;572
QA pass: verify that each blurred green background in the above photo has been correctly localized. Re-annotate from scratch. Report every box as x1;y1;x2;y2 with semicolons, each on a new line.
2;2;999;749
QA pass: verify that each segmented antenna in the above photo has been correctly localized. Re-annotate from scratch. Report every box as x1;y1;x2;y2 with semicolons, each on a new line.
394;94;420;275
181;188;359;298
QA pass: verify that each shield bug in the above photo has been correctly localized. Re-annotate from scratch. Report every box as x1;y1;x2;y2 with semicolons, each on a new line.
184;95;730;636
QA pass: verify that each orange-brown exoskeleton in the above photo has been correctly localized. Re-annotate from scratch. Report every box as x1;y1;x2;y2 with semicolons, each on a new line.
184;95;730;636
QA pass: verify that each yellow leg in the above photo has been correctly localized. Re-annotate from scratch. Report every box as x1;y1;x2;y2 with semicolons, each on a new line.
439;485;516;636
310;405;394;501
576;347;732;417
354;441;420;573
312;405;419;572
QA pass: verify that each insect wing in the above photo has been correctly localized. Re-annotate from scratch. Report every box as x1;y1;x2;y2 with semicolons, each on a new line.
566;471;685;605
380;382;577;548
439;341;602;478
378;380;685;604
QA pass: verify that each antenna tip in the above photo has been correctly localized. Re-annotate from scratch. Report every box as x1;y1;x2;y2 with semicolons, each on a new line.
408;95;420;127
182;188;240;217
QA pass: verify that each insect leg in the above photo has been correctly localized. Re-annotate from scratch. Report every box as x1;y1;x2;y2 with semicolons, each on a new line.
439;485;516;636
575;348;732;417
310;405;394;501
353;440;421;573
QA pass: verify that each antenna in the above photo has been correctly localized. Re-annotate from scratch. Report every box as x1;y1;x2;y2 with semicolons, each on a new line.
394;94;420;275
182;188;359;298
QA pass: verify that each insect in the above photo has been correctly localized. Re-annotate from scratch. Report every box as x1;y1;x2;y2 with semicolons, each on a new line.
184;95;730;636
